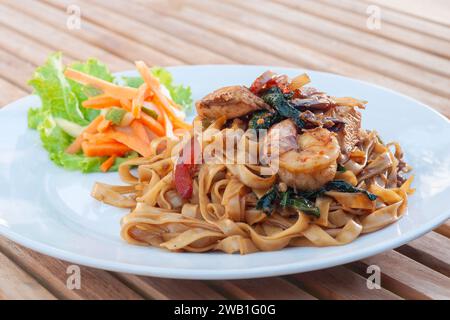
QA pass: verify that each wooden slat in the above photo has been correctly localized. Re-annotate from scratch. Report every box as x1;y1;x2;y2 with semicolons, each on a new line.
138;0;368;71
90;0;288;66
116;273;225;300
0;78;27;106
0;25;75;67
211;278;317;300
279;0;450;65
215;0;450;98
0;50;36;90
5;0;180;68
44;0;233;65
0;237;142;299
290;266;401;300
367;0;450;27
0;3;130;71
321;0;450;43
396;232;450;277
435;220;450;238
351;251;450;300
143;0;450;118
0;251;56;300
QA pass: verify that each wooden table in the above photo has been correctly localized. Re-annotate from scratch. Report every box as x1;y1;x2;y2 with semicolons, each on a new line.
0;0;449;300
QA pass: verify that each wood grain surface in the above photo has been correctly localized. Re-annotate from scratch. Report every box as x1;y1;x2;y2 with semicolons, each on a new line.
0;0;448;300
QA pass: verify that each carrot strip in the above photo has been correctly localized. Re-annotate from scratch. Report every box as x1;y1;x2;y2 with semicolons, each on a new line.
81;141;131;157
140;114;165;137
82;95;120;109
152;100;166;127
161;109;174;139
83;132;116;144
143;100;163;124
135;61;181;122
120;98;132;111
143;125;158;141
121;98;165;136
100;155;117;172
136;62;191;130
97;119;112;133
66;115;104;154
131;83;149;119
131;120;151;146
110;128;152;157
65;68;138;100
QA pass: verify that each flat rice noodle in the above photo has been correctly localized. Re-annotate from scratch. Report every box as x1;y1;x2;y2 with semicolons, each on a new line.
291;219;362;247
325;191;375;210
215;235;259;254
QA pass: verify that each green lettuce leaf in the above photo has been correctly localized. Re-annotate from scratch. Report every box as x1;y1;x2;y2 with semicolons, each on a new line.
58;151;138;173
28;52;88;126
123;67;193;114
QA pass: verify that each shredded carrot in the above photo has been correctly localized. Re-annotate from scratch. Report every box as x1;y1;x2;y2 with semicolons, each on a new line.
131;83;149;119
66;115;104;154
161;109;174;139
121;98;165;136
140;113;165;137
82;95;121;109
65;63;191;163
143;126;158;141
143;100;164;124
65;68;138;100
152;100;167;127
110;128;152;157
81;141;131;157
120;98;132;110
131;120;151;146
100;155;117;172
83;132;116;144
97;119;112;133
135;61;182;123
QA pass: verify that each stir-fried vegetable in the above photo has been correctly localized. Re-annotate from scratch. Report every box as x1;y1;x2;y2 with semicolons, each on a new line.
324;180;378;201
284;197;320;217
261;87;306;129
256;185;320;217
297;180;378;201
255;186;280;215
256;179;377;218
248;110;283;130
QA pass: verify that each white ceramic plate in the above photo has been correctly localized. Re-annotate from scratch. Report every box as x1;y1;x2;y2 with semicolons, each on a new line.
0;65;449;280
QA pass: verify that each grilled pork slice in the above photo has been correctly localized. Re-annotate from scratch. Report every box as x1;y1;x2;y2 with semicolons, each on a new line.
196;85;270;119
326;106;362;154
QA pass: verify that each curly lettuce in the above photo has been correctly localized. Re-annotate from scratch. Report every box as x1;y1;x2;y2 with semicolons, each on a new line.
28;53;192;173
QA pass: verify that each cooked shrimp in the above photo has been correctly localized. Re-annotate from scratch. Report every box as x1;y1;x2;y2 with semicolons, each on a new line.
278;127;340;191
262;119;298;163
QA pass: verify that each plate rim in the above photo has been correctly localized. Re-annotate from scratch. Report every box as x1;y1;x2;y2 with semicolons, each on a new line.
0;64;449;280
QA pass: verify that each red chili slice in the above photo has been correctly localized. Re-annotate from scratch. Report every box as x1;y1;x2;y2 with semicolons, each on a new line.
174;163;194;199
174;137;201;200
